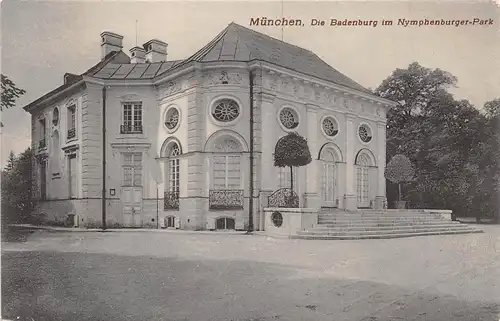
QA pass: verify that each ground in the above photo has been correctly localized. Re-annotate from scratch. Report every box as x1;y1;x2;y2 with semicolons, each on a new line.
1;225;499;321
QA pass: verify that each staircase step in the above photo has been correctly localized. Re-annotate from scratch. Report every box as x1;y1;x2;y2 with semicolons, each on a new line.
308;224;470;232
297;226;478;236
317;219;457;225
291;229;483;240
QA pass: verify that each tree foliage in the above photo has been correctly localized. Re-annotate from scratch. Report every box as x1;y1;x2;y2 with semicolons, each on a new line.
1;74;26;112
1;148;37;225
274;132;312;168
385;154;415;184
376;62;499;221
273;132;312;199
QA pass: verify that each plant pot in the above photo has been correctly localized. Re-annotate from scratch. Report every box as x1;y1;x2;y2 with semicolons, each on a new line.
395;201;407;209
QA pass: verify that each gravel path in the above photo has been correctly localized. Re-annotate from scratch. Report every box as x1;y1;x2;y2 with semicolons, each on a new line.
2;226;499;320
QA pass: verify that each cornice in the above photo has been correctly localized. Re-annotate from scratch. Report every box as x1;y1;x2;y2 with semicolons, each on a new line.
251;61;396;108
261;92;276;103
345;113;357;121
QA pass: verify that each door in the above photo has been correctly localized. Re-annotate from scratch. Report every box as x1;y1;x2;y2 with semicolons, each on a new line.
356;165;370;207
40;160;47;200
69;155;77;198
322;161;336;207
122;187;143;227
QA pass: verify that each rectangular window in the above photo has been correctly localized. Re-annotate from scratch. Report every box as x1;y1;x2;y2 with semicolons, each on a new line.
39;119;46;149
212;155;241;190
122;153;142;186
67;105;76;139
168;158;180;192
121;102;143;134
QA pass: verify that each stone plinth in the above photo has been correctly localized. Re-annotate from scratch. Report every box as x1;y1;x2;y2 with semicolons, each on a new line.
263;207;319;237
423;209;453;221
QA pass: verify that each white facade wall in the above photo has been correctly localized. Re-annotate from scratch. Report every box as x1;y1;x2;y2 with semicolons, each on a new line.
29;63;389;229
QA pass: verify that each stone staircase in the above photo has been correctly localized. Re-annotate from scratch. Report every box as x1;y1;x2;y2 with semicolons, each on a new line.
291;209;483;240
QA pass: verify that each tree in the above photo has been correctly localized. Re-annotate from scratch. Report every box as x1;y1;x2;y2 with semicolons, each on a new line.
1;74;27;127
484;98;500;118
1;74;26;111
385;154;415;204
1;148;36;225
273;132;312;206
375;62;457;160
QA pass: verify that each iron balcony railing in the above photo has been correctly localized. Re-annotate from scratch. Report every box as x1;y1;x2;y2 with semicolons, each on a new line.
38;138;46;149
120;124;143;134
67;128;76;139
164;191;179;210
209;189;244;210
268;188;299;208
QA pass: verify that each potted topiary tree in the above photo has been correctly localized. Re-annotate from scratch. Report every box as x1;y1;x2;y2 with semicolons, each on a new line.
273;132;312;207
385;154;415;209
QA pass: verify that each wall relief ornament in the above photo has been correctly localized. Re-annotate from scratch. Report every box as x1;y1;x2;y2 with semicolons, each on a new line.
163;81;182;97
206;71;243;86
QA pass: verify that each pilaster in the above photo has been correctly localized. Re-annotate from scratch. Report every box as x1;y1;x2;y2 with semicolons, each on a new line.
375;121;387;209
344;112;357;210
260;92;276;191
305;104;320;209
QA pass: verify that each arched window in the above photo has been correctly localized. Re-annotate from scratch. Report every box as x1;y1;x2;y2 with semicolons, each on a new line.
162;140;182;210
212;137;242;190
321;149;337;207
356;153;371;207
208;135;244;210
167;143;180;193
277;167;298;190
216;217;235;230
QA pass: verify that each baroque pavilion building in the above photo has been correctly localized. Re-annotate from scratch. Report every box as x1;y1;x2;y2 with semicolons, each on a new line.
24;22;396;230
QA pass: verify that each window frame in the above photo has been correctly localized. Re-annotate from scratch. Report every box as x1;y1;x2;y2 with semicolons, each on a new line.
121;101;143;134
67;104;77;140
122;152;143;187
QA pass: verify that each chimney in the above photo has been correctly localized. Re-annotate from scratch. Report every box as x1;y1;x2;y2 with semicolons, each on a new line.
100;31;123;60
143;39;167;63
130;46;146;63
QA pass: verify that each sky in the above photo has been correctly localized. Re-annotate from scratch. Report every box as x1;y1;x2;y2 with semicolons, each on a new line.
1;0;499;168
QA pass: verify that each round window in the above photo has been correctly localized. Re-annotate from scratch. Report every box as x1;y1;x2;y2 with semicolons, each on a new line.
212;99;240;122
271;211;283;228
358;124;372;143
279;107;298;130
322;116;338;137
52;108;59;126
165;107;180;131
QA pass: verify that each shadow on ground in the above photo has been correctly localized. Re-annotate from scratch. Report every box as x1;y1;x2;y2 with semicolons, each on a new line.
2;250;498;321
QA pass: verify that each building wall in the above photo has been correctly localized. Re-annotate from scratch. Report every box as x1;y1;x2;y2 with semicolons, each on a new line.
28;62;389;229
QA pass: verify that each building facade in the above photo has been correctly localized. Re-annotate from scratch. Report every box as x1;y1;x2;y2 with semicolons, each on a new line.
24;23;396;230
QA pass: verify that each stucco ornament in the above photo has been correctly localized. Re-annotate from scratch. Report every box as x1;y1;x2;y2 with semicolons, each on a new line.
206;71;243;85
269;78;277;91
164;81;182;97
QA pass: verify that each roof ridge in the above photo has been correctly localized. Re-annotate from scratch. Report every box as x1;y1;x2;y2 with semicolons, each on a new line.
229;22;314;56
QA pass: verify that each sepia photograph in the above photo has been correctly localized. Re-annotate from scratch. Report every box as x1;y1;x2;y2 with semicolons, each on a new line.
1;0;499;320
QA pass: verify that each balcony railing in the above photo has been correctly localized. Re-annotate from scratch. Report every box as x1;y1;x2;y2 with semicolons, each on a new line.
164;191;179;210
38;138;46;149
120;124;143;134
209;189;244;210
268;188;299;208
67;128;76;139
